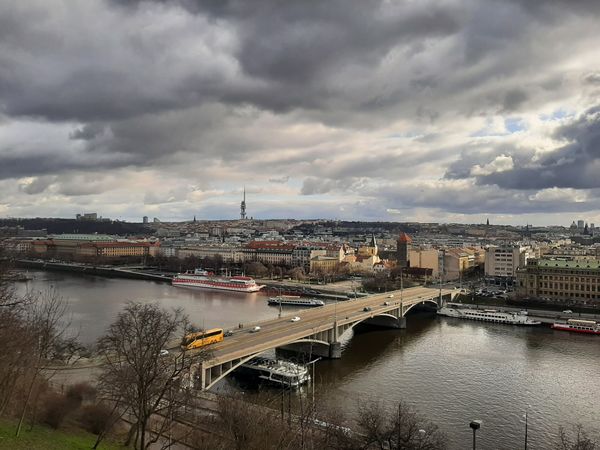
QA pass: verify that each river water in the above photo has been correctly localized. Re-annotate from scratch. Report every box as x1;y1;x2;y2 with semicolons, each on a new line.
16;271;600;449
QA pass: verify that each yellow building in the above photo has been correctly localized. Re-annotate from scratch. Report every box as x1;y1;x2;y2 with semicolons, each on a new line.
309;255;340;274
78;242;160;258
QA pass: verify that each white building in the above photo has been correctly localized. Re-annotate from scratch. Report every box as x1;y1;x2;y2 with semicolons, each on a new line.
484;245;529;278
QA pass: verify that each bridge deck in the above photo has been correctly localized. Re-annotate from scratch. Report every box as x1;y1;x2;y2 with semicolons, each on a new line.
199;286;454;368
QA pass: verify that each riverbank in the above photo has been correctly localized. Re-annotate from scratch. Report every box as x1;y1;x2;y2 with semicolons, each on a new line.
15;259;172;282
455;293;600;315
14;259;356;299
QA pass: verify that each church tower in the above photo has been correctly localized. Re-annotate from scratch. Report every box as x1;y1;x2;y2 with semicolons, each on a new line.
397;232;412;268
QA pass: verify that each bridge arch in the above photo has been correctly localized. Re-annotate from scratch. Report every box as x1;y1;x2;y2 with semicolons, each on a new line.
402;298;439;316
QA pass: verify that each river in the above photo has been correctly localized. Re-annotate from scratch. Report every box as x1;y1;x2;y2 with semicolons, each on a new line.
15;271;600;449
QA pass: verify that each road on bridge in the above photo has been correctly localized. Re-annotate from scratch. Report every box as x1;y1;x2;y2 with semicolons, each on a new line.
200;286;453;368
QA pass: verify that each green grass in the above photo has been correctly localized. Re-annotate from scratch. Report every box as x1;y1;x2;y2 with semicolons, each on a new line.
0;418;122;450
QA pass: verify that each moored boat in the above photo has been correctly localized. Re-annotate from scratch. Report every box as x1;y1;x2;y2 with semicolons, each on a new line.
438;303;541;325
239;357;310;388
172;268;265;293
268;296;325;307
551;319;600;335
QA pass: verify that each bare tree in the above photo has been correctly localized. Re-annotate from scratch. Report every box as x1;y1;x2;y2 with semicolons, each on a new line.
287;266;306;282
14;288;77;437
97;302;204;450
558;424;598;450
356;400;447;450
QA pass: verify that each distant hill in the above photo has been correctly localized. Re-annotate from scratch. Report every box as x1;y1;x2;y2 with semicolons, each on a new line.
0;218;154;236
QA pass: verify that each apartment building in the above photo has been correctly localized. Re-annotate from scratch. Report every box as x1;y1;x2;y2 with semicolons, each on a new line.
484;245;528;278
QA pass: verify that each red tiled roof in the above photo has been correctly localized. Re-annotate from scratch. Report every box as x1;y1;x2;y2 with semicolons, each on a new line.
398;232;412;243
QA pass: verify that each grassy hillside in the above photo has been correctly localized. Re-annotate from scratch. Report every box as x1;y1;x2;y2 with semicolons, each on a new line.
0;419;121;450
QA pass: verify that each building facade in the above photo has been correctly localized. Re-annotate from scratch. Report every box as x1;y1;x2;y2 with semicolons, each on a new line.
516;259;600;303
484;245;528;278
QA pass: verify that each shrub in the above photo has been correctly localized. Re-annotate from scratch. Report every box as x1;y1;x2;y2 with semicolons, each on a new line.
79;403;114;435
66;382;97;405
42;393;78;429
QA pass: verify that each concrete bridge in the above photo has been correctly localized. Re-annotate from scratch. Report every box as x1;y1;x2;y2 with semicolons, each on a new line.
197;286;457;390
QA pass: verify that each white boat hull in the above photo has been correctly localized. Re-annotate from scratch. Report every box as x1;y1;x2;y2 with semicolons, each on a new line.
438;306;541;326
172;280;265;293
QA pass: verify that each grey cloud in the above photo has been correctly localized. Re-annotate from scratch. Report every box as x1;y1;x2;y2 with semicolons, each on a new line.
373;182;600;216
301;177;365;196
2;0;600;221
268;176;290;184
19;176;56;195
70;124;106;141
584;72;600;85
447;106;600;190
502;89;528;112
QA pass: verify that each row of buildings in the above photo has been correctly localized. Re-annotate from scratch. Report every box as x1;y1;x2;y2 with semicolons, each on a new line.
4;225;600;304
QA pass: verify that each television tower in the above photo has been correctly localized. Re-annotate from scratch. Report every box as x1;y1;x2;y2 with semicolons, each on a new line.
240;186;247;220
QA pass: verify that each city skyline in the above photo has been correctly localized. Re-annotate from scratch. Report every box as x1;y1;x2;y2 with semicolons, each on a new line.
1;1;600;225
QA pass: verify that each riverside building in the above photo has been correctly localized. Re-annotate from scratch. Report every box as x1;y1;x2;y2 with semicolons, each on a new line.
516;259;600;303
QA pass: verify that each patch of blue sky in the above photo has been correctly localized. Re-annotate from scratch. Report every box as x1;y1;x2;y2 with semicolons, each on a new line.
504;117;526;133
539;108;575;121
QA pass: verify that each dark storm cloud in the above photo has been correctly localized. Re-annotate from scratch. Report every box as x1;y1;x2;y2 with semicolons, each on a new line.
2;0;600;220
70;124;106;141
0;0;463;124
0;151;137;180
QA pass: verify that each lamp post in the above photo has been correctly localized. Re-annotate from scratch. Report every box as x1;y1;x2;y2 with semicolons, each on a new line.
470;420;482;450
278;287;283;318
400;267;403;303
439;248;445;305
307;357;322;405
168;376;179;449
523;405;530;450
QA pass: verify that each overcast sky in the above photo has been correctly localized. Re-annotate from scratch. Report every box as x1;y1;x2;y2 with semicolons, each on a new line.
1;0;600;225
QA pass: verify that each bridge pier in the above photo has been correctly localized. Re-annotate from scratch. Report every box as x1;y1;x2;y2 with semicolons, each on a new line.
398;317;406;329
328;342;342;359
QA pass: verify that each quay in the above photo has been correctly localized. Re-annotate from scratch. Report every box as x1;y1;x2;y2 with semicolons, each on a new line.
16;259;173;282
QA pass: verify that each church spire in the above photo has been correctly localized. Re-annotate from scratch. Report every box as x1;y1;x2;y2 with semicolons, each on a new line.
370;233;377;248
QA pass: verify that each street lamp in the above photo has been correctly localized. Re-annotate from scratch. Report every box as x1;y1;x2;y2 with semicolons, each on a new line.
168;376;180;449
400;266;403;303
470;420;482;450
523;405;531;450
306;357;322;405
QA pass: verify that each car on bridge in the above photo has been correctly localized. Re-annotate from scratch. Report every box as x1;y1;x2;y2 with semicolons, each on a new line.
224;330;234;337
290;316;301;322
250;326;261;333
363;307;372;312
